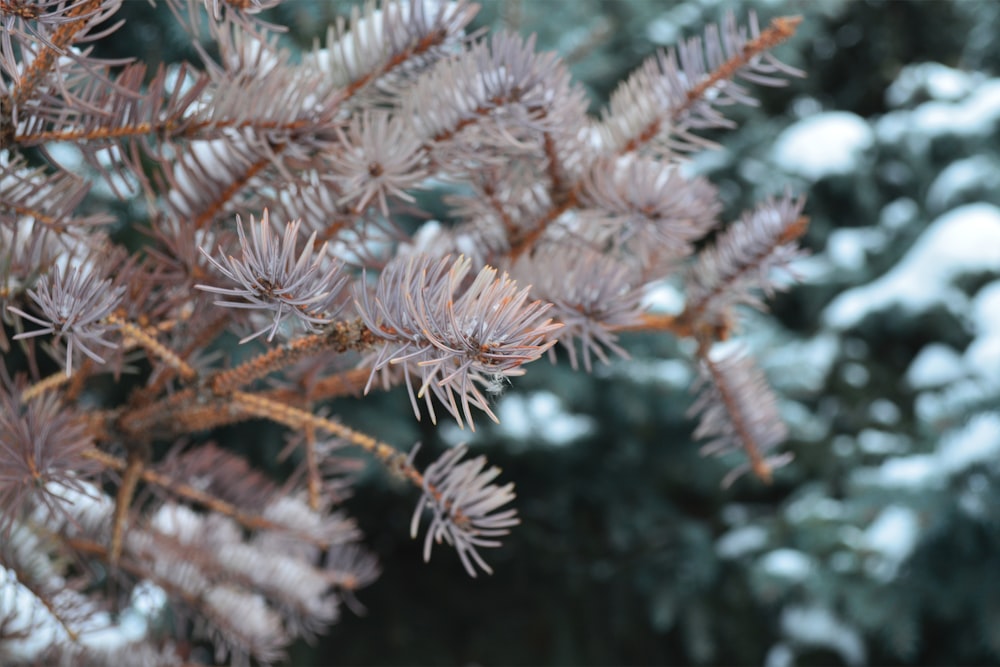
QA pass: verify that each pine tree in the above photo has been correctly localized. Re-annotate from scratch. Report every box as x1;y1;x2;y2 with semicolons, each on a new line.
0;0;805;663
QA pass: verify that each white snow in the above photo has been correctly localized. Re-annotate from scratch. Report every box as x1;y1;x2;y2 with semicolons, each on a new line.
782;401;831;442
857;429;908;455
971;280;1000;333
823;204;1000;329
646;16;680;45
840;362;869;388
0;567;155;660
923;65;977;101
766;333;839;393
885;63;977;107
610;358;692;389
785;494;844;523
905;343;965;389
0;568;60;660
150;503;204;543
764;642;796;667
877;79;1000;143
853;454;941;490
926;156;1000;212
129;580;168;617
780;604;866;666
759;549;813;582
772;112;873;180
914;378;992;426
862;505;920;580
965;281;1000;382
938;412;1000;475
716;525;769;559
868;399;901;426
641;279;685;315
44;143;84;172
495;391;595;446
853;413;1000;490
824;227;885;272
879;198;919;231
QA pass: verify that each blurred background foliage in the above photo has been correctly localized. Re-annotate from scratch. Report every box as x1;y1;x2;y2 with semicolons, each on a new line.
89;0;1000;664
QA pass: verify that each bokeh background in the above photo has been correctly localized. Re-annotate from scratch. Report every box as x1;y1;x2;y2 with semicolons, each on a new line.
93;0;1000;664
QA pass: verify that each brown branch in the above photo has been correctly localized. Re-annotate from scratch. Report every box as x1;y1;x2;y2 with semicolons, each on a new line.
231;391;434;491
10;0;105;108
192;153;275;231
298;366;372;401
18;123;157;145
690;16;801;108
81;448;329;547
304;420;321;510
22;372;72;401
699;349;772;484
344;23;457;101
506;184;580;262
612;312;694;338
80;410;117;443
116;359;374;442
110;313;198;382
131;312;230;405
209;319;378;395
64;359;94;401
541;131;567;198
1;201;82;231
482;178;520;242
231;391;481;530
109;446;146;568
117;387;198;438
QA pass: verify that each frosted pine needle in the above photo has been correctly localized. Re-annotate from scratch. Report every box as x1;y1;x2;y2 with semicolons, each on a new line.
356;254;562;429
197;211;347;343
9;264;124;376
410;444;519;577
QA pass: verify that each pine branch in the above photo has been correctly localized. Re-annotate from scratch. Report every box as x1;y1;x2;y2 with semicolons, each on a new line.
689;344;792;486
310;0;479;101
0;1;813;659
682;193;808;342
0;154;112;232
355;253;561;429
599;13;803;157
80;447;335;546
108;312;198;382
232;391;519;575
5;0;119;108
208;319;377;395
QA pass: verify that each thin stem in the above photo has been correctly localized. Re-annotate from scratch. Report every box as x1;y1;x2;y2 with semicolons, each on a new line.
698;346;772;484
612;312;693;337
81;448;329;547
109;313;197;382
109;446;145;568
231;391;476;527
209;319;378;395
22;372;71;401
305;420;321;511
232;391;416;481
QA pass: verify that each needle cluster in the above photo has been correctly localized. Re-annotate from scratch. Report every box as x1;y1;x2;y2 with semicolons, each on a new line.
0;1;807;664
